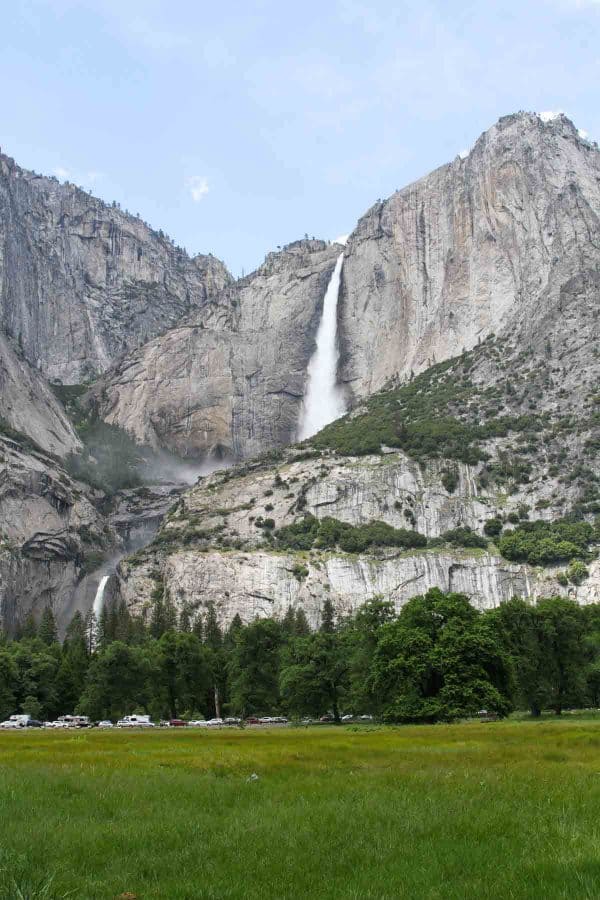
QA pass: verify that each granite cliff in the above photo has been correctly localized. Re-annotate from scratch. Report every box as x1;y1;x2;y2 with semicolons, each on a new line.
1;111;599;633
338;112;600;398
91;240;341;459
0;151;231;382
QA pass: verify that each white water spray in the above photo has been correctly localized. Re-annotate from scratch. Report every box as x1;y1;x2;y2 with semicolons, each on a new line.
298;252;346;439
92;575;110;620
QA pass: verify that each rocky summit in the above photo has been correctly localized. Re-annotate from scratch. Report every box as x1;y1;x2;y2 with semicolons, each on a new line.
0;111;598;634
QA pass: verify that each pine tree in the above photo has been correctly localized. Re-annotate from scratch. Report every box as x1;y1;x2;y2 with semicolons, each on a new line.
149;588;177;639
65;611;86;645
179;603;192;633
320;599;335;634
282;606;296;635
38;606;58;645
225;613;243;648
97;606;110;650
113;600;132;643
192;614;204;641
294;608;310;636
21;612;37;640
204;601;222;650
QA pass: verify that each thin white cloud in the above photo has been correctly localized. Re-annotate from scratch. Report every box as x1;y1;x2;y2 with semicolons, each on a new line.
53;166;70;179
333;234;349;245
187;175;209;202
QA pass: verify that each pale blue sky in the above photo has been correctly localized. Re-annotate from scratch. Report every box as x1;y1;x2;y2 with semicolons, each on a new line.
2;0;599;275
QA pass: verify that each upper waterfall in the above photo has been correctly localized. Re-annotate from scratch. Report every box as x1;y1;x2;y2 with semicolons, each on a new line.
298;252;346;440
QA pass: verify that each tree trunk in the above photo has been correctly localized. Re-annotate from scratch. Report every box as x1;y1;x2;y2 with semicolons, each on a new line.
214;684;221;719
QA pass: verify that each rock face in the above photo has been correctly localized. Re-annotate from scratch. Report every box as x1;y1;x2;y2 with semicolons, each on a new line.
3;111;600;633
117;448;599;627
338;112;600;398
93;240;341;459
92;113;599;462
0;434;112;633
0;333;80;457
0;152;231;382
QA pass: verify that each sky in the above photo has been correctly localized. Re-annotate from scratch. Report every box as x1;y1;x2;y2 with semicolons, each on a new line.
1;0;599;276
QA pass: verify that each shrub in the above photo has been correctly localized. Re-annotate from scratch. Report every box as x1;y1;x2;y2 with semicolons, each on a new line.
441;468;459;493
291;563;309;580
484;517;503;538
567;559;589;585
440;527;488;549
275;515;427;554
498;518;594;566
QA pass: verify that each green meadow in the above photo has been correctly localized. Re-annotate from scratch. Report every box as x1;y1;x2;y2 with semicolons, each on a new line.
2;720;600;899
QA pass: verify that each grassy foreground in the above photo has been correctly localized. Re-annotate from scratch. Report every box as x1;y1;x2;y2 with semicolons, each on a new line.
1;721;600;899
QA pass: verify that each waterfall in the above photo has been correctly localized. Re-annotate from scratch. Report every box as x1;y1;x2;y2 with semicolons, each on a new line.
298;252;346;439
92;575;110;620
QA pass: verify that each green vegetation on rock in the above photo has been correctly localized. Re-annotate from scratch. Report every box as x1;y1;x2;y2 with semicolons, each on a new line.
275;514;427;553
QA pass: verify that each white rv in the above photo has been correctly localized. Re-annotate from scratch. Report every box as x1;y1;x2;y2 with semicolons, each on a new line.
116;715;155;728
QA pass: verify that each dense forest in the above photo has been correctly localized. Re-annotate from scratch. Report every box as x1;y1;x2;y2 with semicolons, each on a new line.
2;590;600;725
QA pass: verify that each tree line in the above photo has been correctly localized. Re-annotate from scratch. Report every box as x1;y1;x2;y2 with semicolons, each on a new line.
2;590;600;724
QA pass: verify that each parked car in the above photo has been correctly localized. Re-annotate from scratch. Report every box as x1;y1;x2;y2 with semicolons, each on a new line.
168;719;188;727
341;714;354;722
206;718;224;727
223;717;241;726
96;720;113;728
319;714;334;723
189;720;210;727
245;717;260;725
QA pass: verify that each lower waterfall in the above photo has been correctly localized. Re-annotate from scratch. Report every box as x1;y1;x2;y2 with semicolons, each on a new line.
92;575;110;620
298;252;346;439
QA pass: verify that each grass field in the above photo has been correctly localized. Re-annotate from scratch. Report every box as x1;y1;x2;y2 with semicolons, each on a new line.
2;720;600;899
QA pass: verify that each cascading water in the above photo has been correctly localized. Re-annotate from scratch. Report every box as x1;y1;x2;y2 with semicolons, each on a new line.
92;575;110;620
298;252;346;439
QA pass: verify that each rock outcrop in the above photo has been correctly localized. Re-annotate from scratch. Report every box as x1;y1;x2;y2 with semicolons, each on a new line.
0;332;80;457
338;112;600;398
0;152;231;382
117;446;599;627
0;434;113;633
93;240;341;459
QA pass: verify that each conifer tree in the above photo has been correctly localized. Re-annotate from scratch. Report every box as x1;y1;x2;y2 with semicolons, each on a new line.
38;606;58;645
294;608;310;636
179;602;192;633
320;599;335;634
21;612;38;640
192;614;204;641
282;606;296;635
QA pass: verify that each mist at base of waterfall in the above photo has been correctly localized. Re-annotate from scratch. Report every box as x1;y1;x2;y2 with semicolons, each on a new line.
298;253;346;440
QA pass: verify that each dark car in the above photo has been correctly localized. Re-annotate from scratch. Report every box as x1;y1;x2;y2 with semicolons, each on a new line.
169;719;188;727
245;717;260;725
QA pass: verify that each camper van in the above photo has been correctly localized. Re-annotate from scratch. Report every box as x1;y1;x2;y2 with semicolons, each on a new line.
116;715;155;728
